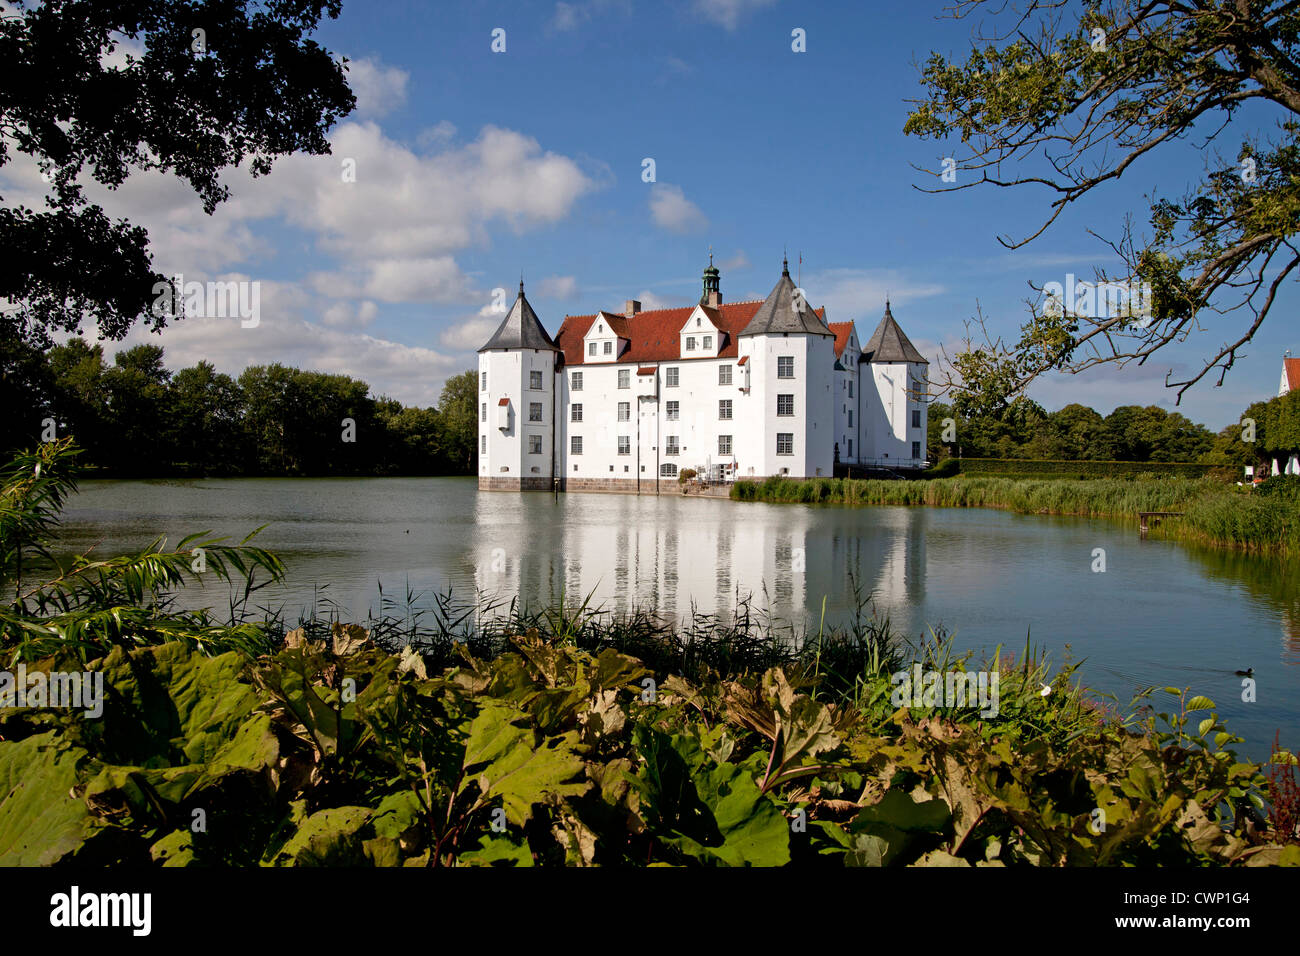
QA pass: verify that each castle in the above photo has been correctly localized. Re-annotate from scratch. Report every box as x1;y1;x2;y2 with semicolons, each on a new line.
477;258;929;492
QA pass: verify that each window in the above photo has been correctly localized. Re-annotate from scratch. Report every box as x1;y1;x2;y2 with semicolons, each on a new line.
912;441;921;460
530;370;543;390
618;402;630;422
718;399;732;420
911;409;921;429
571;436;583;455
719;364;732;385
480;371;486;390
571;371;583;391
618;369;630;389
703;335;712;349
588;342;597;356
480;402;486;423
848;380;853;398
603;341;612;355
848;410;853;427
528;435;542;455
777;356;794;378
686;337;696;351
618;436;630;455
529;402;542;422
666;435;680;456
666;401;679;421
848;439;853;457
481;435;486;454
660;463;677;477
777;433;794;455
666;367;679;387
718;435;732;455
777;394;794;416
571;404;583;423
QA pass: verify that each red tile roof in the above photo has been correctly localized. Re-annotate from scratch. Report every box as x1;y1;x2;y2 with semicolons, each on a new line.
555;300;825;366
636;366;656;375
829;321;854;358
1286;357;1300;391
497;397;510;406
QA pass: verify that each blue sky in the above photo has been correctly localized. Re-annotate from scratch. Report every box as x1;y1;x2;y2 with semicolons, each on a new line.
9;0;1295;429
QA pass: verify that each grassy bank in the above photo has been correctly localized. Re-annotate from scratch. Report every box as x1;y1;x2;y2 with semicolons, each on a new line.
732;475;1300;555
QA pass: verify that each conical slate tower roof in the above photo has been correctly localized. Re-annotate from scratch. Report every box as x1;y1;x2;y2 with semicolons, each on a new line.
477;281;558;352
861;301;927;364
738;257;834;337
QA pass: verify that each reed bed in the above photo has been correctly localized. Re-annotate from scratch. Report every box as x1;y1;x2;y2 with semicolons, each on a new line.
732;475;1300;554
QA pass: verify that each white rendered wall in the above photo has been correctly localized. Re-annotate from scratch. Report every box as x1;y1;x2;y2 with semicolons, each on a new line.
479;349;556;482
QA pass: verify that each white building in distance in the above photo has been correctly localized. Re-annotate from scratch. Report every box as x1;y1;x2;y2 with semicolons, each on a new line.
477;258;928;492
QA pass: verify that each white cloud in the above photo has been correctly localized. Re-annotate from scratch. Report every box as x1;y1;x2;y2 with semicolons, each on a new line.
649;184;708;234
693;0;777;30
537;275;578;299
440;304;506;351
344;57;410;118
633;289;686;312
803;268;945;327
102;280;463;406
99;34;145;72
718;250;750;271
321;299;379;328
246;122;596;269
549;0;632;32
416;120;457;151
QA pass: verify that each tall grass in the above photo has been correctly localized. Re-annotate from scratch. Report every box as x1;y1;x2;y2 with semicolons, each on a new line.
731;475;1300;554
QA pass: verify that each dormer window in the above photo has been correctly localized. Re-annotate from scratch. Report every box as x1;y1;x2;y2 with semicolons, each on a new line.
696;317;701;327
686;337;696;351
703;335;712;349
588;342;596;356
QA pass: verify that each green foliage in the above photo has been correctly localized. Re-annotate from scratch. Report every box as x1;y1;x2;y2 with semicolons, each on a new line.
3;338;478;475
0;1;354;348
905;1;1300;402
955;457;1212;479
734;472;1299;555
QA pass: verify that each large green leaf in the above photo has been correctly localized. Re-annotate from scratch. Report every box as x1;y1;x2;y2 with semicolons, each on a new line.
93;643;262;766
266;806;373;866
460;702;588;825
678;763;791;867
0;732;97;865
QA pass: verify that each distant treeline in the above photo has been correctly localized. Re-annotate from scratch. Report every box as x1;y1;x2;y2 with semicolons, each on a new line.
0;337;478;477
927;391;1300;467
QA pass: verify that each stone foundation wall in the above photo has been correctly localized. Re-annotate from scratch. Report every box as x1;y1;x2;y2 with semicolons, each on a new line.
477;476;554;492
563;478;680;495
479;476;731;495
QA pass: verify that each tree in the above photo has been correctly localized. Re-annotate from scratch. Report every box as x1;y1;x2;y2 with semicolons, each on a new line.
906;1;1300;405
167;360;245;474
0;1;355;348
46;337;108;460
101;344;171;472
438;371;478;474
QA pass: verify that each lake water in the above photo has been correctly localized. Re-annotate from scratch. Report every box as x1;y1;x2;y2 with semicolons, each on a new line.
54;477;1300;761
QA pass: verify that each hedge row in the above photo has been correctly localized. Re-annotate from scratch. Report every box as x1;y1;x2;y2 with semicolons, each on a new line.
954;457;1215;479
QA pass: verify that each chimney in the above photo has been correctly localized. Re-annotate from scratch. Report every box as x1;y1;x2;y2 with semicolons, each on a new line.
624;299;641;318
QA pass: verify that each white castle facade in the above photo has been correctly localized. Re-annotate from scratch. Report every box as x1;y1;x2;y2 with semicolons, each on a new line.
477;258;929;492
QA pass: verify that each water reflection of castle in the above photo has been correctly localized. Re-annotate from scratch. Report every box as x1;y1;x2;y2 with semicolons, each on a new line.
470;501;927;629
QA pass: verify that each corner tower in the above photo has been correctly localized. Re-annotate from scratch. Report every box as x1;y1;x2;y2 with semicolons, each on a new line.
735;257;836;479
860;300;929;468
477;281;560;490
